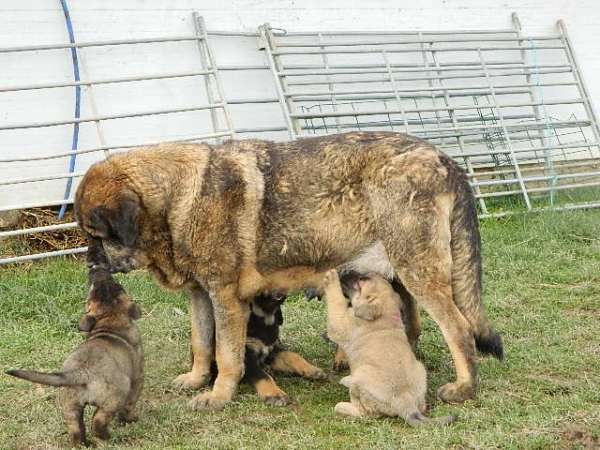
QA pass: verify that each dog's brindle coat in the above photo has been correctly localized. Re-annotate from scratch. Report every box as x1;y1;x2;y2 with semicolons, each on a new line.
75;131;503;410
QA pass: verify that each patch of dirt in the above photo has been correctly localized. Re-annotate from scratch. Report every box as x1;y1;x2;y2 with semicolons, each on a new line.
560;425;599;450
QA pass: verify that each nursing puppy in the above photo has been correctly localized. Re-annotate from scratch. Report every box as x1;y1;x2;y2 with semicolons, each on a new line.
323;269;457;426
6;268;144;446
212;292;327;406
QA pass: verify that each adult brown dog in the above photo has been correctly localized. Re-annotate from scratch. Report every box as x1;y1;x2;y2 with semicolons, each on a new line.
75;131;503;410
323;268;457;425
6;267;144;446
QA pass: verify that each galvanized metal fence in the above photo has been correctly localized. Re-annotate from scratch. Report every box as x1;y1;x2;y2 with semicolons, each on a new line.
1;13;599;264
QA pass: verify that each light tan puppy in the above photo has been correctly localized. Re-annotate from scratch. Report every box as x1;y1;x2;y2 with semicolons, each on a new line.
323;269;457;426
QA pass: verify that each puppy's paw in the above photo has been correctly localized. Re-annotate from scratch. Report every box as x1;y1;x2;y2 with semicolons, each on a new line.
304;368;328;380
262;393;292;407
172;371;211;390
436;380;477;404
117;412;139;424
332;360;349;372
323;269;340;287
189;390;230;411
338;375;353;388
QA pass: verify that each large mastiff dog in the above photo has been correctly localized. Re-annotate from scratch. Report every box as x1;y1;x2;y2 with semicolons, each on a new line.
75;131;503;410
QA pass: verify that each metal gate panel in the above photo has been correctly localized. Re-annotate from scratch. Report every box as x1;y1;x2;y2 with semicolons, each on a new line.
259;13;600;218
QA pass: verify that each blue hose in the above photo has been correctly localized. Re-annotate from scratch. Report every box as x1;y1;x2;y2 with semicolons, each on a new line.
58;0;81;220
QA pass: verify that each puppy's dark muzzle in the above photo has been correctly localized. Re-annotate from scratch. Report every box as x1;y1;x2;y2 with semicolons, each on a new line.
109;258;135;274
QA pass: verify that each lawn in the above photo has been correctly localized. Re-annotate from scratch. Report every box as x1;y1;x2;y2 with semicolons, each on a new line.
1;210;599;449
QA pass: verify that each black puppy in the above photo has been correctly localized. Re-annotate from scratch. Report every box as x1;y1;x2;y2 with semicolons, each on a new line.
212;292;327;406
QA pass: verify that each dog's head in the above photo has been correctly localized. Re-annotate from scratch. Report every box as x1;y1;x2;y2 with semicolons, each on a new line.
75;162;145;273
78;267;142;332
339;270;400;321
250;291;286;326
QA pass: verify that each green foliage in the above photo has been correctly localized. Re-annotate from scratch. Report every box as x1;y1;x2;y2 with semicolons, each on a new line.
1;210;599;449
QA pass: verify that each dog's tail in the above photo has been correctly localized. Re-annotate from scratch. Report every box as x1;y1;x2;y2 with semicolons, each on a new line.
406;411;458;427
5;369;82;387
449;163;504;361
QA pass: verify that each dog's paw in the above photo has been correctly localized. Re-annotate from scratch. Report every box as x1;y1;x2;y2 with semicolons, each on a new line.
436;381;477;404
323;269;339;287
304;368;328;380
332;360;349;372
117;412;139;424
262;393;292;407
188;390;230;411
172;371;211;390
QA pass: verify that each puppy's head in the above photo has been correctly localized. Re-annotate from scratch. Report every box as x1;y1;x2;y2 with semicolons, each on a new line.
75;162;144;273
251;291;286;326
340;270;399;321
78;267;142;332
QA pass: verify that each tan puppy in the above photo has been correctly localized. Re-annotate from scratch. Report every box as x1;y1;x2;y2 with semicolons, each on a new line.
6;268;144;446
323;269;457;426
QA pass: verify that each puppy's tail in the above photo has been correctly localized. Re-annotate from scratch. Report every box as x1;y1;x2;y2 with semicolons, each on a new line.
449;166;504;361
6;369;81;387
406;411;458;427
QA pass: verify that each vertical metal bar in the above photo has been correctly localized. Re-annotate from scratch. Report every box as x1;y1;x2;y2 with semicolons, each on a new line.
417;32;445;144
259;23;297;139
194;13;221;142
195;14;236;140
557;20;600;145
382;51;410;134
512;13;546;149
318;32;341;133
429;46;489;214
477;47;532;210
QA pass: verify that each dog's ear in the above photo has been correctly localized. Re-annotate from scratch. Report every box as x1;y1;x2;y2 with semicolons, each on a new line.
78;313;96;332
353;297;382;321
106;196;140;247
128;303;142;320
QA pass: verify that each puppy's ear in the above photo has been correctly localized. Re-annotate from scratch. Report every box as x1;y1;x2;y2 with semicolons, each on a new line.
78;314;96;332
128;303;142;320
353;298;382;321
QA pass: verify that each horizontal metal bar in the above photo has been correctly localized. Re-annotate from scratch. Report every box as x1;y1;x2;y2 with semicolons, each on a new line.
289;98;584;119
0;247;86;265
286;67;572;86
288;80;577;98
0;70;214;93
0;171;85;187
458;141;600;160
0;131;233;163
277;29;520;37
478;202;600;219
276;35;561;48
0;35;205;54
0;222;78;238
273;44;567;56
0;103;226;131
0;199;73;213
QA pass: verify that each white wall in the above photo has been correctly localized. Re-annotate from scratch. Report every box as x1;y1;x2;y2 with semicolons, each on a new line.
1;0;599;209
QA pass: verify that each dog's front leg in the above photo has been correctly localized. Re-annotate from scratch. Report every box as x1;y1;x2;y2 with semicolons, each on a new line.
189;282;249;410
172;285;214;390
323;269;351;345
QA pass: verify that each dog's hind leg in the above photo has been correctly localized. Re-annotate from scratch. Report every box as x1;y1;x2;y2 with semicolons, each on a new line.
118;377;143;423
60;391;88;447
91;405;119;440
268;346;327;380
376;196;479;403
172;285;214;391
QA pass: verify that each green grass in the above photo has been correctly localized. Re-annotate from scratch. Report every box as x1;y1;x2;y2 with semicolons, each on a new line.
1;210;599;449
